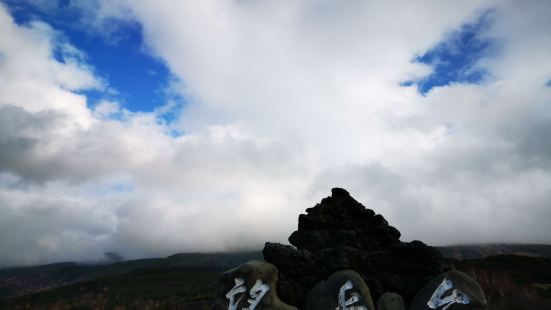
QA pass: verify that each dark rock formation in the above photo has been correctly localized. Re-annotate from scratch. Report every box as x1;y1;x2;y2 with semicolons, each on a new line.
263;188;449;307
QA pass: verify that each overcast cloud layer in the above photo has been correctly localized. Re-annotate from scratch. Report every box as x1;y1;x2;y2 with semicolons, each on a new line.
1;0;551;266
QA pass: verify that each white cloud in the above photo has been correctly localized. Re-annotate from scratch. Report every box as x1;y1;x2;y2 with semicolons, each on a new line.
1;0;551;266
0;8;102;129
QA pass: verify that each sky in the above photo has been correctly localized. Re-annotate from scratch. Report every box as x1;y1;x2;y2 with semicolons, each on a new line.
0;0;550;267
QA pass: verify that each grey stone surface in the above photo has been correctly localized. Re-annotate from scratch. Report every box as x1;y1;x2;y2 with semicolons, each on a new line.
304;270;375;310
213;260;297;310
409;270;487;310
377;292;406;310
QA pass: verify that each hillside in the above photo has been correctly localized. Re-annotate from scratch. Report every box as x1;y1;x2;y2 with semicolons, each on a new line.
0;252;261;299
1;255;550;309
438;244;551;260
1;245;551;309
0;266;219;309
2;244;551;300
452;255;551;309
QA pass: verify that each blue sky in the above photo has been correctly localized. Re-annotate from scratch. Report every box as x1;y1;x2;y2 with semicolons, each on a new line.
1;0;550;266
3;0;173;113
405;10;495;95
2;0;496;112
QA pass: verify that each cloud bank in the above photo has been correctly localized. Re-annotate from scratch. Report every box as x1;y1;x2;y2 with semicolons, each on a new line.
1;0;551;266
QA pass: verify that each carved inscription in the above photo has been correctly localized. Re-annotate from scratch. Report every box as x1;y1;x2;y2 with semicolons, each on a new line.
427;278;470;310
336;280;368;310
226;278;270;310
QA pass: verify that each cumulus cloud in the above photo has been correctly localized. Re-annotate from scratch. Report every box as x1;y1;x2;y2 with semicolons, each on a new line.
0;0;551;266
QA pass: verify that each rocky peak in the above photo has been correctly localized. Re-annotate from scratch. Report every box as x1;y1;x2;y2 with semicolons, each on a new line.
263;188;449;307
289;188;401;251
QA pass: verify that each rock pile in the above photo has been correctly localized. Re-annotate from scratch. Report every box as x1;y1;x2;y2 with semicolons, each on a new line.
215;188;487;309
263;188;449;307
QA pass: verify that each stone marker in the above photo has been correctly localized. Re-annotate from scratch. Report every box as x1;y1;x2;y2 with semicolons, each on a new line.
377;292;406;310
304;270;375;310
409;270;487;310
213;260;297;310
264;188;449;306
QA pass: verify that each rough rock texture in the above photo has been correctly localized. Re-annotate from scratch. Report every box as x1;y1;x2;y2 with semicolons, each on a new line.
409;270;487;310
263;188;449;307
303;270;374;310
213;260;297;310
377;292;406;310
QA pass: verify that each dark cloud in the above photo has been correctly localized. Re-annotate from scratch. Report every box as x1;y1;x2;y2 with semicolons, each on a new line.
0;105;67;183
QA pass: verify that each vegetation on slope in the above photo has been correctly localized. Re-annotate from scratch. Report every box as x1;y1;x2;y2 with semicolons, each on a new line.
453;255;551;309
0;267;220;310
1;250;551;309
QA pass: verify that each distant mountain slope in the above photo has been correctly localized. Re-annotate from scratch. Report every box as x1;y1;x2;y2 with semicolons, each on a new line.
2;255;550;309
436;244;551;260
1;244;550;300
0;252;261;299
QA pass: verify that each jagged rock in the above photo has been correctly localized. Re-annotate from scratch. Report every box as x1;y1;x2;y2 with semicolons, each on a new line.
263;188;449;307
303;270;375;310
213;260;297;310
409;270;487;310
377;292;406;310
